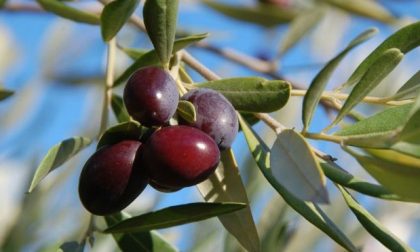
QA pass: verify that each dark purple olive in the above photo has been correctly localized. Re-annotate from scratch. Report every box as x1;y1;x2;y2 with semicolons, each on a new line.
123;66;179;127
180;88;238;150
78;140;148;215
141;125;220;188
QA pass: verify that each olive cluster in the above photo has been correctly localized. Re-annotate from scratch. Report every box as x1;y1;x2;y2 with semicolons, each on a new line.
78;67;238;215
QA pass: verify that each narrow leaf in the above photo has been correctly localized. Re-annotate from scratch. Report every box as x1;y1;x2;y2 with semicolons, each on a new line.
321;160;402;201
105;202;246;233
302;28;378;131
28;137;91;192
324;0;395;23
343;21;420;89
331;48;404;127
100;0;139;41
391;141;420;159
111;94;130;123
203;1;297;27
143;0;179;66
337;185;414;252
177;100;196;124
105;212;178;252
399;94;420;144
238;116;358;252
270;130;329;203
0;89;14;101
57;241;85;252
393;70;420;100
115;34;208;86
97;121;143;149
346;149;420;202
37;0;100;24
279;7;325;55
198;77;291;112
197;149;261;252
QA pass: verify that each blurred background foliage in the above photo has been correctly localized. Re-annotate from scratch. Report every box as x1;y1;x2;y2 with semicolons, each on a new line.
0;0;419;251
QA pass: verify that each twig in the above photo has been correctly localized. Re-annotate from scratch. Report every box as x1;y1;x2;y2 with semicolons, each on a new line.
290;89;413;106
99;38;116;138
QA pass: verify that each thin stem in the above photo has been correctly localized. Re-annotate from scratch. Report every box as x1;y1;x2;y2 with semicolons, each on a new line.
181;52;220;81
99;38;116;139
290;89;413;106
303;132;343;144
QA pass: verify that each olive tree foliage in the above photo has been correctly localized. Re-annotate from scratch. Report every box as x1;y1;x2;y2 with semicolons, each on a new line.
0;0;419;251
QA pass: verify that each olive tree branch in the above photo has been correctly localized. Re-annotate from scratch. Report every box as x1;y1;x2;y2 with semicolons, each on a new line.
99;38;116;139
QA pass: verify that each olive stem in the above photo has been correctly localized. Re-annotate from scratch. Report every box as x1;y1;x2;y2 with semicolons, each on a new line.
99;38;116;139
290;89;413;106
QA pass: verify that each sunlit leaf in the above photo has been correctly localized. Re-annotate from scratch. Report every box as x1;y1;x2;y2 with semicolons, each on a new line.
197;149;261;252
279;7;325;55
270;129;328;203
0;88;14;101
105;202;246;233
320;160;402;201
28;137;91;193
343;21;420;89
143;0;179;66
331;48;404;127
97;121;143;149
337;185;414;252
115;34;208;86
391;141;420;159
105;212;178;252
302;28;378;131
177;100;197;124
347;148;420;202
36;0;100;24
238;115;358;252
198;77;290;112
323;0;395;23
111;94;130;123
100;0;140;41
203;1;297;27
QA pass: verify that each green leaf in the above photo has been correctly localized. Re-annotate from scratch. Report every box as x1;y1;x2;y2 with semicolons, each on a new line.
391;141;420;159
197;149;261;252
333;104;412;148
198;78;291;112
337;185;414;252
279;7;325;55
0;88;14;101
343;21;420;89
320;160;402;201
203;1;297;27
105;202;246;233
393;70;420;100
270;130;328;203
143;0;179;66
238;116;358;252
347;149;420;202
115;34;208;86
331;48;404;127
28;137;91;193
105;212;178;252
0;0;7;8
177;100;196;124
111;94;130;123
302;28;378;131
97;121;143;149
36;0;100;24
100;0;140;41
398;94;420;144
323;0;395;23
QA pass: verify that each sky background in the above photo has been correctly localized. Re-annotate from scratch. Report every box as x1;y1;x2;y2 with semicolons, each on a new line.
0;0;420;251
